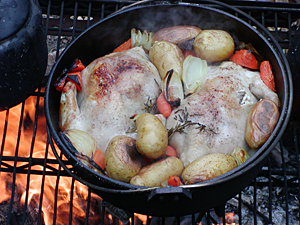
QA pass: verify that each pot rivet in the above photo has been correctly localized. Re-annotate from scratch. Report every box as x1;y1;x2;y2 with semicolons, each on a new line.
159;196;164;201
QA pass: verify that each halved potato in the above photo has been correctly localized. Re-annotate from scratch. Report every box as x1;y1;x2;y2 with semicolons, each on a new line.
193;29;234;63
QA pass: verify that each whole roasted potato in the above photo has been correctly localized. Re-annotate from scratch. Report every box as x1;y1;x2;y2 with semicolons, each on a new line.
245;99;279;149
105;135;143;183
182;153;237;184
130;156;184;187
149;41;184;79
134;113;168;159
193;29;234;63
153;25;202;44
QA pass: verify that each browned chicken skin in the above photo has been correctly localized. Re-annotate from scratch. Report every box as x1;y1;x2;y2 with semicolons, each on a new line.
59;47;161;152
166;61;279;166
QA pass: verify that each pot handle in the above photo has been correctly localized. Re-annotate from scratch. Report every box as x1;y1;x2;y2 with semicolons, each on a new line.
147;186;192;201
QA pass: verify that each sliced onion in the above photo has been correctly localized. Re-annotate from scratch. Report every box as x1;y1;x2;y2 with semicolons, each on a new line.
131;28;154;50
182;55;208;96
162;69;184;107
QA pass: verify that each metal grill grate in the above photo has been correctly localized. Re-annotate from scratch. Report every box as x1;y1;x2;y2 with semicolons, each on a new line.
0;0;299;224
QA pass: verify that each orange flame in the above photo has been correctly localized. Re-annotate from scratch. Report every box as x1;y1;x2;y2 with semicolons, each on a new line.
0;94;103;224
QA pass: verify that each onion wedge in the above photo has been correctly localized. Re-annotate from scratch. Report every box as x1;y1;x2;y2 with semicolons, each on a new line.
131;28;154;50
182;55;207;95
231;147;250;165
64;129;96;158
162;69;184;107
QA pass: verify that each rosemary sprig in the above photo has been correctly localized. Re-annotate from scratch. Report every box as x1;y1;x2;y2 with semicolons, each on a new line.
126;124;137;134
144;96;157;114
168;107;215;138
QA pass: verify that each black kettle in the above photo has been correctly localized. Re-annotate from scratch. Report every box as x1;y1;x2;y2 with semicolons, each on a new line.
0;0;48;111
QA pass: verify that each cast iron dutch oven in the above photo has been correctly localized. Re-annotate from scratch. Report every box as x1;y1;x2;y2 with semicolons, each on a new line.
45;0;293;216
0;0;48;111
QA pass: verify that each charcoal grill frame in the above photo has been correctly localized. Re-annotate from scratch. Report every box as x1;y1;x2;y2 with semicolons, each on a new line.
0;0;299;224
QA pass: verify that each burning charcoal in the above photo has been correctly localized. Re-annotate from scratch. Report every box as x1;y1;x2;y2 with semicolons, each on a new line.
225;212;238;224
149;216;176;225
226;195;239;208
102;201;131;225
184;209;224;225
213;204;225;218
269;143;289;166
0;199;43;225
178;216;192;225
179;213;202;225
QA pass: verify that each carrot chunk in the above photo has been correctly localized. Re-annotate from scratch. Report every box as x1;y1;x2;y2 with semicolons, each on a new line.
166;145;177;157
69;58;85;73
183;49;195;58
168;176;181;187
113;38;131;53
229;49;258;69
156;92;172;118
93;150;105;169
260;60;276;92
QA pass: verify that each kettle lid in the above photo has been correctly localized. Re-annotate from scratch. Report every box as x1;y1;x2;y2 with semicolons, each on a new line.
0;0;30;41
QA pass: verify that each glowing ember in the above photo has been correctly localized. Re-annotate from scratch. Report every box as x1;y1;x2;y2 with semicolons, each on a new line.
134;213;149;225
225;212;236;224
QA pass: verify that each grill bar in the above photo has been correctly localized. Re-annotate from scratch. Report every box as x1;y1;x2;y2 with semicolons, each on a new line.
7;102;25;225
0;0;299;224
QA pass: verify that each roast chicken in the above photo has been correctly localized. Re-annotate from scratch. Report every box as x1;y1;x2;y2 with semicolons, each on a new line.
166;61;279;166
59;47;161;152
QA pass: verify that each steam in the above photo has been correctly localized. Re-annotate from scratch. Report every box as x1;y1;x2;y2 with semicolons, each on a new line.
79;3;259;65
121;4;238;33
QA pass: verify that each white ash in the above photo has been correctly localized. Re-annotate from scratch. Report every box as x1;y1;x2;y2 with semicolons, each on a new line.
225;176;299;224
46;35;73;76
